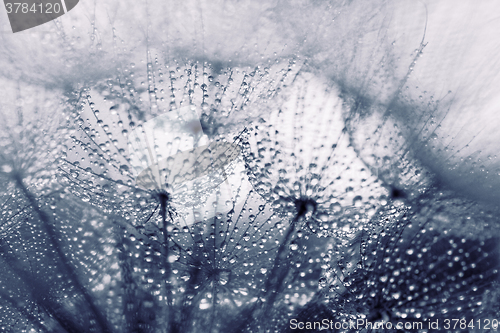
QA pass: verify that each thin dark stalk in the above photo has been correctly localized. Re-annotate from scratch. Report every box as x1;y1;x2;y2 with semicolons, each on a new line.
233;214;300;332
13;174;113;333
158;193;175;332
260;214;299;317
0;240;78;333
172;216;207;332
115;233;141;332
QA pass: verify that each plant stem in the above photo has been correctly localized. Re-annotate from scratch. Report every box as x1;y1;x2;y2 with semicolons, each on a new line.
115;232;141;332
14;174;113;333
0;240;78;333
233;214;300;332
158;193;175;332
260;214;299;317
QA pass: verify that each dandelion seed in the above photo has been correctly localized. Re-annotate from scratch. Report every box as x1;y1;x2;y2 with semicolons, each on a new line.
1;1;499;332
321;193;500;330
243;72;387;237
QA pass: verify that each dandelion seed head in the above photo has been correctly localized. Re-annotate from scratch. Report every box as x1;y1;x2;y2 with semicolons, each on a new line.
243;72;388;237
322;195;500;329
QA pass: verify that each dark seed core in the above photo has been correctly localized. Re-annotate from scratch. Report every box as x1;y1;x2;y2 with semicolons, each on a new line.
294;197;317;218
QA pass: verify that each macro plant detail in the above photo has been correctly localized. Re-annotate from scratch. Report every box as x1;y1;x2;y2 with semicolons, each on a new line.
242;72;388;238
59;59;299;222
1;1;500;333
319;191;500;332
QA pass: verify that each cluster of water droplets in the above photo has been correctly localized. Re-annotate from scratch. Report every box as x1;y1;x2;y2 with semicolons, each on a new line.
59;56;300;223
0;62;498;333
318;191;500;332
50;55;500;332
0;0;499;332
51;55;335;332
242;72;388;238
